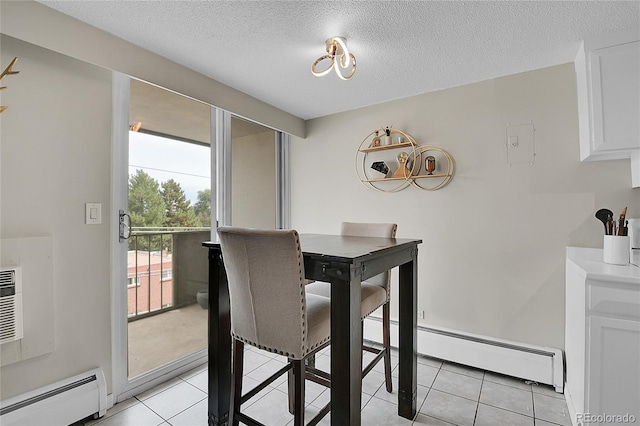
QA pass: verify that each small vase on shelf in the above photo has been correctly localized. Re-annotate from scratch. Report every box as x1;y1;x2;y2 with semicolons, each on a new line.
425;156;436;175
382;126;392;145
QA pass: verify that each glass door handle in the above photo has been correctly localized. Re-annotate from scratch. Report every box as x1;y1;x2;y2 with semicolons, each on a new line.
119;210;131;242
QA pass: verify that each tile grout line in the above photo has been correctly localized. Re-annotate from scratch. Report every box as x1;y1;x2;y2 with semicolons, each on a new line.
414;362;442;420
474;373;540;424
138;376;205;425
471;371;485;426
529;380;536;423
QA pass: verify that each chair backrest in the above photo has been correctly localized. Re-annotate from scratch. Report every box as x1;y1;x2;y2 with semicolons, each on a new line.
217;226;307;358
341;222;397;290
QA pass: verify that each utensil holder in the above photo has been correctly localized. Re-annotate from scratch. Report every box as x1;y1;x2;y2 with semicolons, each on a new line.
603;235;630;265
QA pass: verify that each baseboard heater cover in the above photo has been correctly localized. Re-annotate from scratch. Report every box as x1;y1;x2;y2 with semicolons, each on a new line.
0;368;107;426
364;317;564;392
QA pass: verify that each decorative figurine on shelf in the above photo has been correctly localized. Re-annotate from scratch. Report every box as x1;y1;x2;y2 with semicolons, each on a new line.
382;126;392;145
371;130;381;147
371;161;389;178
393;152;410;178
425;156;436;175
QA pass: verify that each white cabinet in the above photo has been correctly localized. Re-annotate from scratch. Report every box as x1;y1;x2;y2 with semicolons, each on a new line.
575;29;640;167
565;247;640;426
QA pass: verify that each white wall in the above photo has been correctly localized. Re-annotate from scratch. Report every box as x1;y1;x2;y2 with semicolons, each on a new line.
290;63;639;350
1;36;113;398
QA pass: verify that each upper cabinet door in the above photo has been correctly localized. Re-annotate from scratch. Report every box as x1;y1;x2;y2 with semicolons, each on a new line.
591;40;640;153
576;29;640;162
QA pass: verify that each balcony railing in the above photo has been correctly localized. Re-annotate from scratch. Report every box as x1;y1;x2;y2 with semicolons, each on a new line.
128;228;210;321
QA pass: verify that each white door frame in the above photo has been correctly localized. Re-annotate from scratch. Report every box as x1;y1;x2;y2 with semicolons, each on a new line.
215;109;232;227
111;71;130;402
276;132;291;229
111;72;208;403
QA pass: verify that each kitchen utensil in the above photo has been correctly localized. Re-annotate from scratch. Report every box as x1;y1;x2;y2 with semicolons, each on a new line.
606;214;615;236
596;208;613;232
617;206;627;236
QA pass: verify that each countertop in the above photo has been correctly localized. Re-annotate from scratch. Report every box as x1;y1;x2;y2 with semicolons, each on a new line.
567;247;640;285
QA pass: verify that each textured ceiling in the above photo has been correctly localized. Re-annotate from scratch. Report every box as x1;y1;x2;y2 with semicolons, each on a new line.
39;1;640;120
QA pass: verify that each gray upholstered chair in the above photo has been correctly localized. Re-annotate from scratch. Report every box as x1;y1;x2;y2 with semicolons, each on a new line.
217;226;331;426
305;221;396;392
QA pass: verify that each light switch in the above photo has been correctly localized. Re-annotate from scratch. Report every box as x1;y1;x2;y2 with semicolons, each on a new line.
86;203;101;225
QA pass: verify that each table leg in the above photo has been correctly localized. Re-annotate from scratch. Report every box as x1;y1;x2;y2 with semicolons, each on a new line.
207;248;231;426
398;253;418;419
329;264;362;425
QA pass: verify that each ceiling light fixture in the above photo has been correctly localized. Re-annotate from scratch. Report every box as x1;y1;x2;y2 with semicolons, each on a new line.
311;36;356;81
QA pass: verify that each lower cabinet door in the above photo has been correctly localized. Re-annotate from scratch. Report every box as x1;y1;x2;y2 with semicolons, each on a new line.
587;316;640;424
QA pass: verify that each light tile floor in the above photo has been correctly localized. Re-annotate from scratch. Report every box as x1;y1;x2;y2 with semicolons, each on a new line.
78;344;571;426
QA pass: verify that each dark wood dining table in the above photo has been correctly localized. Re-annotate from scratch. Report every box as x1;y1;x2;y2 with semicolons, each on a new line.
203;233;422;425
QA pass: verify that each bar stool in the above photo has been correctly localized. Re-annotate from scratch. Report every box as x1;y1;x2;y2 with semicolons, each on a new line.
306;222;396;392
217;227;331;426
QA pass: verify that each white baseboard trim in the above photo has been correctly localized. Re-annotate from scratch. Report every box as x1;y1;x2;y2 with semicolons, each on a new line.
106;393;115;411
0;368;107;426
363;317;564;393
564;385;579;426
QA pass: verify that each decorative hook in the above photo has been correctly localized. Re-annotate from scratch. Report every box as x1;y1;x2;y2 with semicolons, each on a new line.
0;57;20;113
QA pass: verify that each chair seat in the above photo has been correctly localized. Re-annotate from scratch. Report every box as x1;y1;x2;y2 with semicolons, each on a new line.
306;281;387;319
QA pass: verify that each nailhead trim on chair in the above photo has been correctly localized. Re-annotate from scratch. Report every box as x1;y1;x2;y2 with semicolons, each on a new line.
295;232;308;351
362;306;382;319
230;325;330;358
296;230;332;357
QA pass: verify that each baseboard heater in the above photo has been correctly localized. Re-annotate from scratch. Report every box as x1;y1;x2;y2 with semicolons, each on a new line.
364;317;564;392
0;368;107;426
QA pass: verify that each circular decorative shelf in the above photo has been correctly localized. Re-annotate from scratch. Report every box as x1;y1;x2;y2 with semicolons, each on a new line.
355;128;454;192
355;128;419;193
408;145;454;191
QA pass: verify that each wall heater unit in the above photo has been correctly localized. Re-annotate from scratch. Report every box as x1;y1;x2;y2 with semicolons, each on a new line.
0;368;107;426
364;317;564;392
0;266;23;344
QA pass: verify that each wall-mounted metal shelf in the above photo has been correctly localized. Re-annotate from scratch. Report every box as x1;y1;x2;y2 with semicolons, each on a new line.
355;128;454;192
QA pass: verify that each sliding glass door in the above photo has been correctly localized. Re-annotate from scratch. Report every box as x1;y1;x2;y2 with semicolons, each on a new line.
126;79;212;379
229;116;277;229
112;74;288;401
